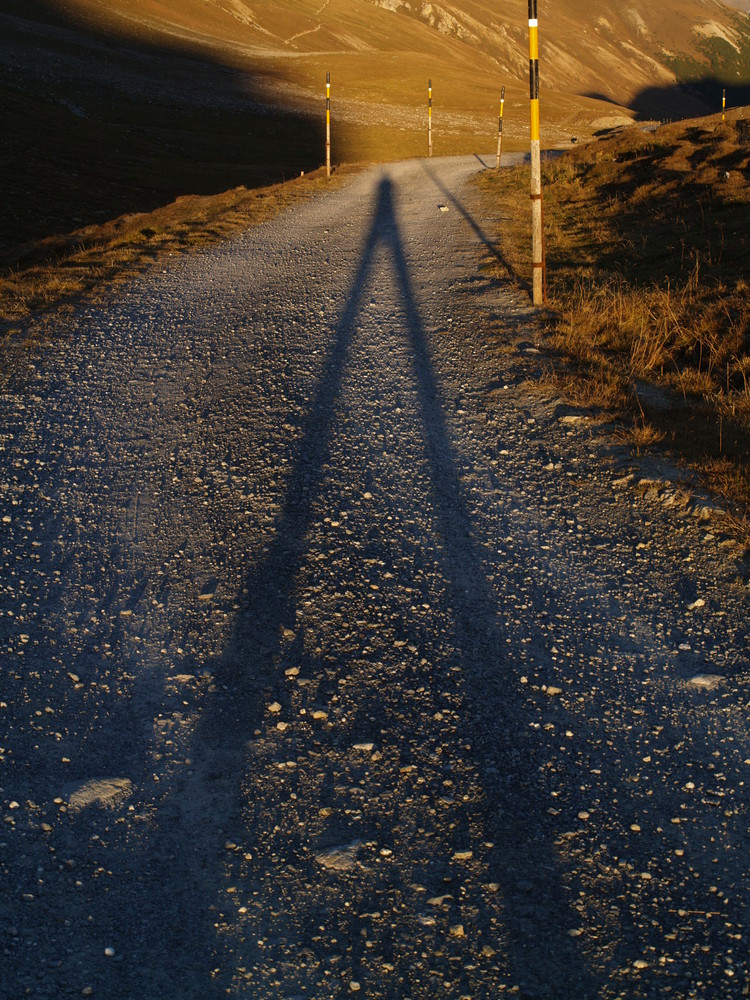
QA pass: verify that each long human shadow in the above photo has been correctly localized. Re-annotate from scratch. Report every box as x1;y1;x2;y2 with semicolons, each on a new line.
0;167;614;998
374;178;605;996
121;174;606;997
101;176;401;997
28;167;741;998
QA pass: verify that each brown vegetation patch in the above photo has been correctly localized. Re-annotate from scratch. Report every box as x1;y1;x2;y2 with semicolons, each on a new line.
476;110;750;537
0;166;357;330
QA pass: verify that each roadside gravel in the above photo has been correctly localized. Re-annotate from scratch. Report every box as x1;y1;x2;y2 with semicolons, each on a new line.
1;155;748;999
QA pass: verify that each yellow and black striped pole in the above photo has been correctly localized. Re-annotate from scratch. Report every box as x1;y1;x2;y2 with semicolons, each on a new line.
528;0;545;305
722;88;726;122
495;85;506;170
428;79;433;158
326;71;331;177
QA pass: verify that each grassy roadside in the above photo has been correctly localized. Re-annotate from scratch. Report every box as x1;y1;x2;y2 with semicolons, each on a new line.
0;165;359;333
476;111;750;540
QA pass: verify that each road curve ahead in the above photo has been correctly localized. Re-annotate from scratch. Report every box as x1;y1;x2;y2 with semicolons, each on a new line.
1;157;748;999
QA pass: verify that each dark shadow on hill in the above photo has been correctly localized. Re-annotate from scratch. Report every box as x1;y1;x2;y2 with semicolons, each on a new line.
0;0;324;259
593;78;750;122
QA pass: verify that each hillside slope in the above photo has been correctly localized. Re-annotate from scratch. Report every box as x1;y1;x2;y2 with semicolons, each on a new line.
1;0;750;258
48;0;750;117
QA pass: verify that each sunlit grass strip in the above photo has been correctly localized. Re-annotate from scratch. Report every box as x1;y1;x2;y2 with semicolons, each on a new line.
0;166;358;330
474;114;750;538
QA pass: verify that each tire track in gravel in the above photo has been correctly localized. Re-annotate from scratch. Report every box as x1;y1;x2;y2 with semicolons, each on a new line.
1;156;749;1000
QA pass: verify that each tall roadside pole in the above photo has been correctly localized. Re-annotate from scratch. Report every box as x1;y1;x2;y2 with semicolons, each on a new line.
326;71;331;177
528;0;546;305
495;85;506;169
428;79;433;157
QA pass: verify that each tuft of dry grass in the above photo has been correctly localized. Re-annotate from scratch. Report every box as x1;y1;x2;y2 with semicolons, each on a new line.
476;110;750;532
535;366;629;413
612;419;666;454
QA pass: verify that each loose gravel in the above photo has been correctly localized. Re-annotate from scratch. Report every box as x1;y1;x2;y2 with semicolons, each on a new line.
1;156;748;999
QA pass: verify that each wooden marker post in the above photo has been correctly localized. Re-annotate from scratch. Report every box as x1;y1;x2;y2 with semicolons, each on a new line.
326;71;331;177
722;88;726;122
528;0;545;305
428;79;433;157
496;85;506;170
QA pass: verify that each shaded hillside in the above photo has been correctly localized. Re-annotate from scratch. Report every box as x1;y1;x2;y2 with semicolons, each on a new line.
630;79;750;121
0;0;324;258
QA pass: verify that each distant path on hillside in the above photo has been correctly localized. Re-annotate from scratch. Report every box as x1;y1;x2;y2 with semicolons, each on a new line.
1;156;748;1000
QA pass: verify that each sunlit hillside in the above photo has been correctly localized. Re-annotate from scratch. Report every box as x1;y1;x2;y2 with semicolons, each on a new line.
48;0;750;128
1;0;749;257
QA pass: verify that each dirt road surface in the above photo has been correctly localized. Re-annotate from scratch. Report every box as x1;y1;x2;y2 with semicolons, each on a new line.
1;156;749;999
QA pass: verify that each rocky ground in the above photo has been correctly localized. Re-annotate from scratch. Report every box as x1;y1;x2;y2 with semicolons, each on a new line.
0;156;748;999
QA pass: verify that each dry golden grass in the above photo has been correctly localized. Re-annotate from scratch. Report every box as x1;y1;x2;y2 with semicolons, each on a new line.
0;166;358;329
612;419;667;453
535;366;629;412
476;110;750;533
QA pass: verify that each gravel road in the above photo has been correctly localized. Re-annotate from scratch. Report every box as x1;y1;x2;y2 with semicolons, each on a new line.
1;155;749;1000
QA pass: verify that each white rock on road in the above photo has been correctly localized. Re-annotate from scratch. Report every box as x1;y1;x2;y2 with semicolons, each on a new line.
0;156;748;1000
